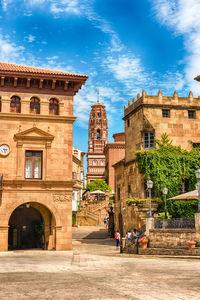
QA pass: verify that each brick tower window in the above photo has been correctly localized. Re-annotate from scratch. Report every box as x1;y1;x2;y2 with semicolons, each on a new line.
10;96;21;113
97;129;100;140
49;98;59;115
25;151;42;179
93;160;97;166
30;97;40;114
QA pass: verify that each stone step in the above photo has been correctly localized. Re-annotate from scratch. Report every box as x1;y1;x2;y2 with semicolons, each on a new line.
72;226;109;239
139;247;200;256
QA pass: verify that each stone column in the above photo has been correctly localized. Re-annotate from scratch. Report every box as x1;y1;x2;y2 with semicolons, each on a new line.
146;217;154;236
0;226;9;251
1;98;10;113
21;100;29;114
16;141;23;178
195;213;200;232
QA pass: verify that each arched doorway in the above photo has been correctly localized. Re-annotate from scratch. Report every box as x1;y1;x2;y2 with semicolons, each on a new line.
8;202;55;250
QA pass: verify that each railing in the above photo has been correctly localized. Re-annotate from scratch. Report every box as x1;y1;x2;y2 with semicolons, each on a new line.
154;218;195;229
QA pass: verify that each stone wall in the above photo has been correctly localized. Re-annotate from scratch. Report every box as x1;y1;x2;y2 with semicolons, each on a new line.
149;229;197;249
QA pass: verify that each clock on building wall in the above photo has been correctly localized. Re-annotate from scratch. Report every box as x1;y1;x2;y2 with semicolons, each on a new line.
0;144;10;156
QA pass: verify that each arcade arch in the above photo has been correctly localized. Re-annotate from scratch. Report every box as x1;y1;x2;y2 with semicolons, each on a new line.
8;202;56;250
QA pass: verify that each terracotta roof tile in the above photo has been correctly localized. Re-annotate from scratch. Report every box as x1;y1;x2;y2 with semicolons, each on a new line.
0;62;88;78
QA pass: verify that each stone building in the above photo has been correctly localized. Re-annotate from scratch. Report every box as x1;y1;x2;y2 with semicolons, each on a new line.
104;132;125;192
114;90;200;233
86;100;108;183
0;62;87;251
72;147;85;226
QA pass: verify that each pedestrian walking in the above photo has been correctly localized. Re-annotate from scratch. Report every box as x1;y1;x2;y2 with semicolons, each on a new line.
115;230;120;249
104;214;108;228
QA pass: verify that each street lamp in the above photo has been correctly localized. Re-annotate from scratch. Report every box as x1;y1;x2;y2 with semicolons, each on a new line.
162;187;168;219
195;168;200;213
147;180;153;218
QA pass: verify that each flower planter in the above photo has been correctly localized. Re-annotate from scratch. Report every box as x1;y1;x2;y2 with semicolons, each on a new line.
141;242;148;249
187;241;196;250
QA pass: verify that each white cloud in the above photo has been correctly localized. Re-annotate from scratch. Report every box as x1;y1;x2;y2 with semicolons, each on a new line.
151;0;200;95
0;34;25;61
27;34;35;42
50;0;81;15
1;0;12;10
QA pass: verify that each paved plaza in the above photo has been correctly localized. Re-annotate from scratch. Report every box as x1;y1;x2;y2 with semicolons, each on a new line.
0;227;200;299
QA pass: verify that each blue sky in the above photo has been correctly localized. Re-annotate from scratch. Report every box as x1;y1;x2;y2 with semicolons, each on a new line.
0;0;200;169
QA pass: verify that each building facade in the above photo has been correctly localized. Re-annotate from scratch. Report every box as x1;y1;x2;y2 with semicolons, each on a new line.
104;132;125;192
86;101;108;183
114;89;200;232
72;147;85;226
0;62;87;251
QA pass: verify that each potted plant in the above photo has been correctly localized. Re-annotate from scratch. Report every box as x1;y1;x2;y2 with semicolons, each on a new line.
138;236;150;248
187;240;196;250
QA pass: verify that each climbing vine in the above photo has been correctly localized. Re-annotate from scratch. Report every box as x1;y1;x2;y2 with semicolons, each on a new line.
135;133;200;199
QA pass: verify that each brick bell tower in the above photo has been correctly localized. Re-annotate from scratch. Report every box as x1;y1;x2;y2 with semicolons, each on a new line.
87;100;108;183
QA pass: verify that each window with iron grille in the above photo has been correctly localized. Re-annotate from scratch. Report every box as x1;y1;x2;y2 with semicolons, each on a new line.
193;143;200;149
10;96;21;113
49;98;59;115
144;132;155;150
188;110;196;119
25;151;42;179
30;97;40;114
162;109;170;118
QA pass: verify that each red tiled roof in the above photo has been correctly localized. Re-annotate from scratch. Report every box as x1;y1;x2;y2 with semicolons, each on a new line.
0;62;88;78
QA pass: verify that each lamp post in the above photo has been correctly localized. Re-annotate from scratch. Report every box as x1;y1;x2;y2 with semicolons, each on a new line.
195;168;200;213
147;180;153;218
162;187;168;219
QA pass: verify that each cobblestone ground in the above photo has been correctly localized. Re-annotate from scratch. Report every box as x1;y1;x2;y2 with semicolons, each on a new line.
0;226;200;299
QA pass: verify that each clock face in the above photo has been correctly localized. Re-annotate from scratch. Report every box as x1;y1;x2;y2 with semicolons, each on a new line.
0;144;10;156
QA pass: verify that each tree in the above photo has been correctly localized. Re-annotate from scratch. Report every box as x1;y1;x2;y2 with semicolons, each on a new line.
87;179;112;193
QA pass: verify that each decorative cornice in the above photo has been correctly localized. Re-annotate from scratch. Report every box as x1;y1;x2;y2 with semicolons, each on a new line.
123;103;200;120
3;179;74;188
0;112;76;123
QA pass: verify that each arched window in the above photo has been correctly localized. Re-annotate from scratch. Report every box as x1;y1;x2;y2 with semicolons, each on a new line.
10;96;21;113
97;129;100;140
101;160;105;166
49;98;59;115
93;160;97;166
30;97;40;114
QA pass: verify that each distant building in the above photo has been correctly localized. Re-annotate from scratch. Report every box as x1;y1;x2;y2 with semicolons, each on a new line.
104;132;125;191
72;147;85;226
0;61;88;251
86;101;108;183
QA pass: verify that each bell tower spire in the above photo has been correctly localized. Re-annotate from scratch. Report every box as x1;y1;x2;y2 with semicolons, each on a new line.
86;100;108;183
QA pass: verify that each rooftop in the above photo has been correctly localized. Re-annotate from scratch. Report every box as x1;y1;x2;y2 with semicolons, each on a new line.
0;61;88;79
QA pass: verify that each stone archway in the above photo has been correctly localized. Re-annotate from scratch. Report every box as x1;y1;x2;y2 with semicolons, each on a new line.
8;202;56;250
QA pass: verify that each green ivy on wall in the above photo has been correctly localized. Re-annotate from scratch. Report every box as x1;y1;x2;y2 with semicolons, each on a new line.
167;199;198;218
136;133;200;199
